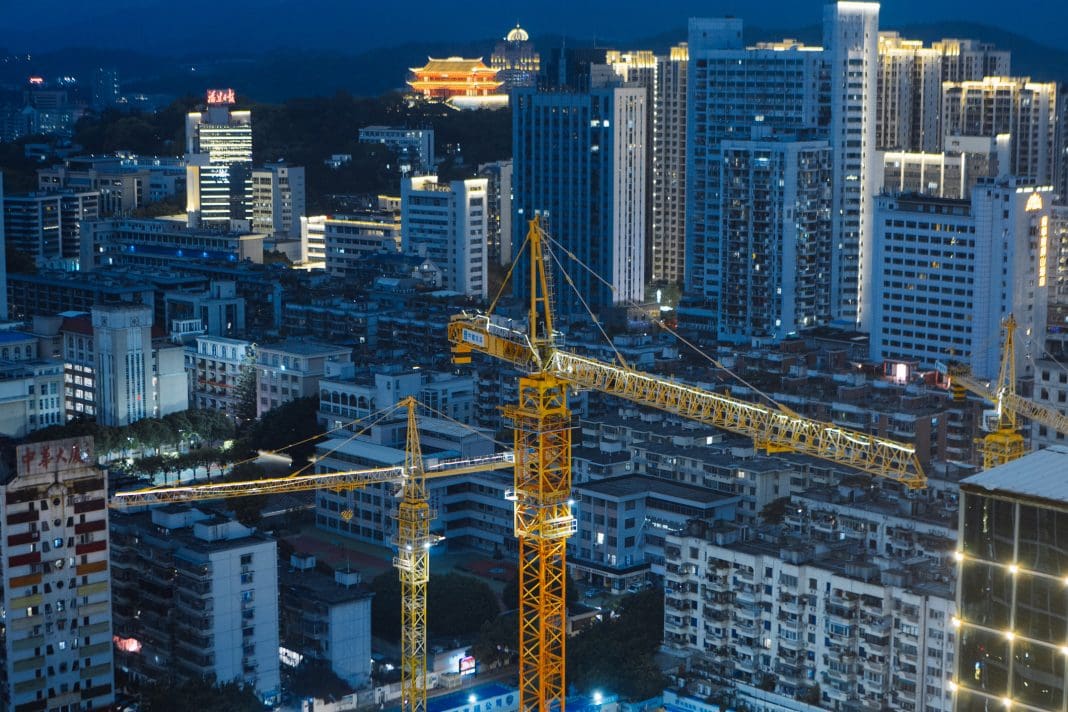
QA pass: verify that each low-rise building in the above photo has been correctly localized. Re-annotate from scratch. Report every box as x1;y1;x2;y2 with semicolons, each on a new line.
111;506;280;704
570;474;740;591
255;340;351;417
80;218;264;272
279;554;373;688
187;335;256;420
163;280;246;337
664;518;955;711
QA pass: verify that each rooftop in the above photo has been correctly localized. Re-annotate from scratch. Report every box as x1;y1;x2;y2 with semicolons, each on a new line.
579;474;730;505
961;446;1068;504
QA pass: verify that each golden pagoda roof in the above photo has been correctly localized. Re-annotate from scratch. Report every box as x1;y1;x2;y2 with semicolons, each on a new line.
409;57;497;74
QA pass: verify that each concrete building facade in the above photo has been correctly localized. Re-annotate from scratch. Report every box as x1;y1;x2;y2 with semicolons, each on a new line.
1;437;115;712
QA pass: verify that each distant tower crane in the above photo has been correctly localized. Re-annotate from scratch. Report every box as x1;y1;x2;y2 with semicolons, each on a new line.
946;314;1068;468
112;397;511;712
448;217;926;712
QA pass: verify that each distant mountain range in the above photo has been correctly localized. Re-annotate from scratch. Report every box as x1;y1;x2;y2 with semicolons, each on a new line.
2;21;1065;105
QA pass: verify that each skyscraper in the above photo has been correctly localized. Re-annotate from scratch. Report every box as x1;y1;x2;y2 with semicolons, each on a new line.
1;437;115;712
512;85;647;313
682;19;827;339
652;44;688;285
186;93;253;229
824;1;880;329
251;163;305;238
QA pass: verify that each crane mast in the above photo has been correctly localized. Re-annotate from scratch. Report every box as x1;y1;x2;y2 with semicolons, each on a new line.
395;397;433;712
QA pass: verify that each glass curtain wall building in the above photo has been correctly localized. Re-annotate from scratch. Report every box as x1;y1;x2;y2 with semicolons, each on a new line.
955;446;1068;711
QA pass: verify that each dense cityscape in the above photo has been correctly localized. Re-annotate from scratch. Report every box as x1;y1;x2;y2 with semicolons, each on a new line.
1;2;1067;712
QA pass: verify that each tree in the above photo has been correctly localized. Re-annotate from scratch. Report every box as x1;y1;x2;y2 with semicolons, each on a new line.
232;355;259;427
370;571;500;641
566;589;669;701
139;676;263;712
760;496;792;525
289;659;351;700
471;610;518;669
242;396;324;468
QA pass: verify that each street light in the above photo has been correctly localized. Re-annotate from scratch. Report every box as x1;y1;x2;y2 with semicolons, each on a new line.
593;692;603;705
468;694;478;705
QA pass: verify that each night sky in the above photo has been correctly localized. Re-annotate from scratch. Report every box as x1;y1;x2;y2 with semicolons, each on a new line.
6;0;1068;55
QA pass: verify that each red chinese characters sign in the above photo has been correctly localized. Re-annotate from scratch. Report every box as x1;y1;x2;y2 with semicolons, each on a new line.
15;437;94;476
206;88;236;105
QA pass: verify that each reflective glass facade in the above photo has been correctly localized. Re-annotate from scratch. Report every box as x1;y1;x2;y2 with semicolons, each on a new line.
956;488;1068;711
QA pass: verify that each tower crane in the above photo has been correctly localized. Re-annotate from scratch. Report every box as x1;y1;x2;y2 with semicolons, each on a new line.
447;217;926;712
945;314;1068;468
110;397;512;712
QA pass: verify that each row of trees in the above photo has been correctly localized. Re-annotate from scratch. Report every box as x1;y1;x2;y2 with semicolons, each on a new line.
26;408;235;458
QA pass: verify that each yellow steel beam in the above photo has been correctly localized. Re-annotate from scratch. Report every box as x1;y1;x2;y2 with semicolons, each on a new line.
110;452;513;508
450;313;926;488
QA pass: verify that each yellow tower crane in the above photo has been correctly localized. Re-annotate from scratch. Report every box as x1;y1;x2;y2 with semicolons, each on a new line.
448;217;926;712
946;314;1068;467
111;398;512;712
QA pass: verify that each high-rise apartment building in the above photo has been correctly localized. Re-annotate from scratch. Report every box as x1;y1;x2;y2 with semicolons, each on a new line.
824;1;880;329
870;180;1052;380
652;44;688;285
513;85;648;312
953;447;1068;711
682;19;826;338
401;175;489;299
932;37;1010;83
942;77;1058;186
110;506;280;704
250;163;305;238
876;32;943;152
877;134;1009;199
718;132;833;342
1;437;115;712
477;160;513;266
2;190;99;266
664;514;956;711
185;99;253;229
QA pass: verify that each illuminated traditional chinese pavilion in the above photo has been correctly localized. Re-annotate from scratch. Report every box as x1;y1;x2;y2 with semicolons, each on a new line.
407;57;504;100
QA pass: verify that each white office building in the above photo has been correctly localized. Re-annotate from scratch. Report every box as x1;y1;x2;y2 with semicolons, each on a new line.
870;179;1052;380
401;176;488;299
